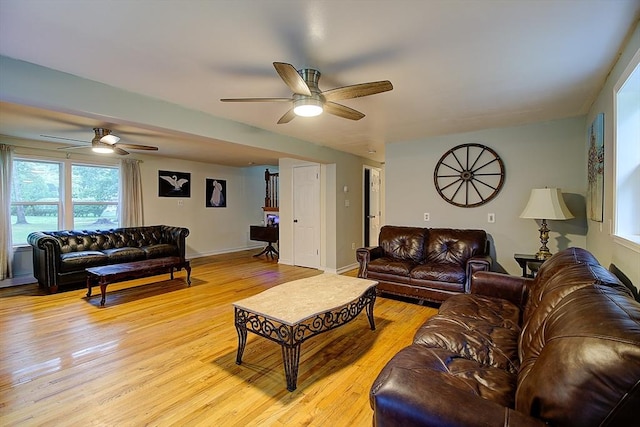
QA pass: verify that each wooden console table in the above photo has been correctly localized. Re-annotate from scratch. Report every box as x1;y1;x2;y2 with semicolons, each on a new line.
250;225;279;259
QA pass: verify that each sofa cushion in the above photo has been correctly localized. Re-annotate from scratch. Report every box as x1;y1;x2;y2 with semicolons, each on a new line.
367;257;415;277
372;345;517;409
142;244;179;259
414;294;521;374
378;226;427;263
102;247;147;263
425;229;487;266
410;263;466;284
60;251;108;272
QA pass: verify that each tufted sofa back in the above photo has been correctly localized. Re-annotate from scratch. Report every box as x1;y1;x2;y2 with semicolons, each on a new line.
516;247;640;425
378;226;427;263
425;228;487;266
46;226;167;253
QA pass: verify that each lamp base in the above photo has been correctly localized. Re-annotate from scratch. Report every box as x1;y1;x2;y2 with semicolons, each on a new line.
535;219;552;260
535;249;552;260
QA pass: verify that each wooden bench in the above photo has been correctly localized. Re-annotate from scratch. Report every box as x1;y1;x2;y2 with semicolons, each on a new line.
86;256;191;306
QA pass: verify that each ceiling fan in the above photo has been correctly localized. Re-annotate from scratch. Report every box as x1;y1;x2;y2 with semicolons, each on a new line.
221;62;393;124
45;128;159;155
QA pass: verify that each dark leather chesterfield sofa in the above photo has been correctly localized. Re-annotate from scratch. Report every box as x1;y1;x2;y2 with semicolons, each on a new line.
28;225;189;293
369;247;640;426
357;226;491;303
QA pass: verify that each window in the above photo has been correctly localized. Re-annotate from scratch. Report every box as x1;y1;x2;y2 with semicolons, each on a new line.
10;160;61;244
10;158;119;245
71;164;119;230
613;49;640;249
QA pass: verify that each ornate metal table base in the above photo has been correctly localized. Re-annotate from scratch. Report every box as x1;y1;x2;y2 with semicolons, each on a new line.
234;286;376;391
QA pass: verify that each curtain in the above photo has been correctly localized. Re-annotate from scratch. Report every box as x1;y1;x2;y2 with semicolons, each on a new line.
119;159;144;227
0;144;14;279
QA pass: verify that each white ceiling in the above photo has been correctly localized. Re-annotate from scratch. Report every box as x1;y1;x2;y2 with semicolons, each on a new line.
1;0;638;166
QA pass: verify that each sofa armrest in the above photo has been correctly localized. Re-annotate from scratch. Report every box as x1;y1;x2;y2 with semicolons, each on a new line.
470;271;531;309
465;255;492;292
161;226;190;260
356;246;384;278
370;366;545;427
27;232;63;292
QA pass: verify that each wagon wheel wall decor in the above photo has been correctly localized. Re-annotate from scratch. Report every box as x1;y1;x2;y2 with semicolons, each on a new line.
434;143;505;208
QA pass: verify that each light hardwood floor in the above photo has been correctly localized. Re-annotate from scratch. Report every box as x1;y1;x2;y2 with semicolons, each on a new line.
0;250;437;426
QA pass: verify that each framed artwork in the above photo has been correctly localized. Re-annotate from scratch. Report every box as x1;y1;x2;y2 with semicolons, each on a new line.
206;178;227;207
159;170;191;197
587;113;604;222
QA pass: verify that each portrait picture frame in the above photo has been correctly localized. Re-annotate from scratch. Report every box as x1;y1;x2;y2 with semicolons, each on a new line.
587;113;604;222
206;178;227;208
158;170;191;197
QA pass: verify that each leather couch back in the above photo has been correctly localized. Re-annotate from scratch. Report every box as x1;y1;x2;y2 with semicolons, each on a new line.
378;226;427;263
516;247;640;426
425;228;487;266
45;226;166;254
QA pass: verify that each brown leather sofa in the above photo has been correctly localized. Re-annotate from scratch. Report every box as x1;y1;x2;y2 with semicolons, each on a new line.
28;225;189;293
357;226;491;303
369;247;640;426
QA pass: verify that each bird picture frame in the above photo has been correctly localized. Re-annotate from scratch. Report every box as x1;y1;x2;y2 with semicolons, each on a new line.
159;170;191;197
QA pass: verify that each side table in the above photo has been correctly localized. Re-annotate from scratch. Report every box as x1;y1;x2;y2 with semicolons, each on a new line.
514;253;545;278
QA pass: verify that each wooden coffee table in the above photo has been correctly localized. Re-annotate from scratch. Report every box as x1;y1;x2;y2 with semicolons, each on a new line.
233;274;378;391
86;256;191;306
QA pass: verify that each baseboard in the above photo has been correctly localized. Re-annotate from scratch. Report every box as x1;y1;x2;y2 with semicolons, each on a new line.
0;275;37;288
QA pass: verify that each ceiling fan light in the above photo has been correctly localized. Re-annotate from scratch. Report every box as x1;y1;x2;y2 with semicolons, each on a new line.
293;99;323;117
92;140;114;154
100;134;120;144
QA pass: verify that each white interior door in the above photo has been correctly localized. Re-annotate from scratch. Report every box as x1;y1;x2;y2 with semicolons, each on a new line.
368;168;381;246
293;165;320;268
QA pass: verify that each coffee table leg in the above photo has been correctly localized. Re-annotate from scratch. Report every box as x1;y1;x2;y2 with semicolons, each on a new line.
235;309;247;364
366;291;376;330
99;279;108;307
86;276;92;298
282;343;301;392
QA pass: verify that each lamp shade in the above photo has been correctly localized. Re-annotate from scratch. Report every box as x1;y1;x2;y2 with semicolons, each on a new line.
520;188;574;220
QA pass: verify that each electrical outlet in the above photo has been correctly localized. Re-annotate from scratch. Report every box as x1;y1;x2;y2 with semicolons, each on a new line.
178;200;184;207
345;199;350;207
351;242;356;250
488;213;495;223
423;212;430;221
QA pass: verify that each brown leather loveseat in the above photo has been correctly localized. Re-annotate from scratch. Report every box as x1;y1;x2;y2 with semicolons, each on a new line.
28;225;189;293
369;247;640;426
357;226;491;303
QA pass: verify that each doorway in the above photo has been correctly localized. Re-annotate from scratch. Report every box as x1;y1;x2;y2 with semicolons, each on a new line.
364;167;381;247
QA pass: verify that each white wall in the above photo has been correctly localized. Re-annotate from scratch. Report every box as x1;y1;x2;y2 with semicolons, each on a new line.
385;116;588;276
585;22;640;286
140;156;267;258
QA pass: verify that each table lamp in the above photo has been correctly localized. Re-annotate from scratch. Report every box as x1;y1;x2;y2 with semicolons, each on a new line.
520;188;574;260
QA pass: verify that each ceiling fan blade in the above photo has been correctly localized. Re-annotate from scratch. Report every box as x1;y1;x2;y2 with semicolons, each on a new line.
277;108;296;124
220;97;292;103
115;143;158;151
114;147;129;155
321;80;393;102
42;134;89;144
56;145;89;150
273;62;312;96
324;102;366;121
